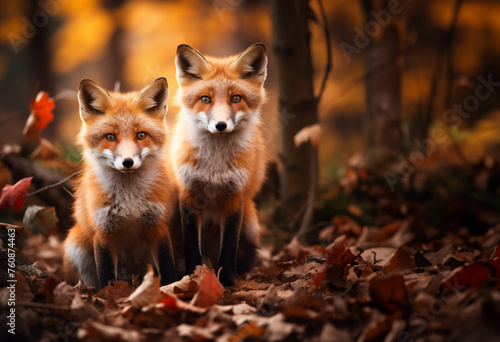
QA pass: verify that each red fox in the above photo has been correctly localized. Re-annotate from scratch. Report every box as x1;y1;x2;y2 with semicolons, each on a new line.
170;43;268;286
63;78;177;288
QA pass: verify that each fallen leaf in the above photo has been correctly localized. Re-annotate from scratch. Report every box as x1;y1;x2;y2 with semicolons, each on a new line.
294;123;322;147
53;281;75;306
126;265;161;309
441;264;491;292
95;280;133;302
160;274;199;299
23;91;55;140
383;246;416;274
157;293;178;312
0;177;32;210
22;205;59;236
369;274;407;313
191;270;224;308
360;247;397;267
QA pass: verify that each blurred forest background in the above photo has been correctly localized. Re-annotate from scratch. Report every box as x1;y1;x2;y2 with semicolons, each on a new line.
1;0;500;240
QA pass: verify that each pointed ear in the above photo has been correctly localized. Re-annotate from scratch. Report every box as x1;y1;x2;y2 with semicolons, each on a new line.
175;44;209;86
78;79;113;121
134;77;169;118
232;43;268;85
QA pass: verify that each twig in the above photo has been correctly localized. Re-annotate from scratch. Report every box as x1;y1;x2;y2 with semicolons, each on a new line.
315;0;332;102
23;170;82;198
0;222;24;235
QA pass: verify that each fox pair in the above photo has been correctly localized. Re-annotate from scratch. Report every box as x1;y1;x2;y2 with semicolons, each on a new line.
62;43;268;288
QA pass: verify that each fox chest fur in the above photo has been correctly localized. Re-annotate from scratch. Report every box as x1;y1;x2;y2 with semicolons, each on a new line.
177;133;252;196
88;163;167;233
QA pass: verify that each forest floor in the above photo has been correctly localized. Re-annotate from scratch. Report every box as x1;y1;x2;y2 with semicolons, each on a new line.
1;161;500;342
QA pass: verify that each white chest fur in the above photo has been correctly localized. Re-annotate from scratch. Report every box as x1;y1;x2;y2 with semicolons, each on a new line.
178;132;250;193
89;156;166;233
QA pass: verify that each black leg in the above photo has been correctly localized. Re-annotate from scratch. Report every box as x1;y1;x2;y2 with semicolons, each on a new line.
95;243;114;289
218;210;242;286
182;204;202;274
158;238;177;285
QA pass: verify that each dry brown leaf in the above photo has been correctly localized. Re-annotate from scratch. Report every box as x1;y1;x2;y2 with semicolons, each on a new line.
53;282;75;306
294;123;323;148
383;246;416;274
126;265;160;309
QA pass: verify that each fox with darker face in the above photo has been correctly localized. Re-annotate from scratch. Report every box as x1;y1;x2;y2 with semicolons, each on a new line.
63;78;177;288
170;43;268;286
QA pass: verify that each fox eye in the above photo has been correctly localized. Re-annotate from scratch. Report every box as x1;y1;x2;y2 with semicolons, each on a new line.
137;132;147;140
201;96;211;104
105;133;116;142
231;95;242;103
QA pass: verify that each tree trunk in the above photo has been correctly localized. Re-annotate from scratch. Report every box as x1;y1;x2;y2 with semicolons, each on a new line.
361;0;402;167
271;0;318;229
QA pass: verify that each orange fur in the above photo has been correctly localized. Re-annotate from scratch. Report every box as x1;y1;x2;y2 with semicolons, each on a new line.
170;44;268;285
63;78;177;288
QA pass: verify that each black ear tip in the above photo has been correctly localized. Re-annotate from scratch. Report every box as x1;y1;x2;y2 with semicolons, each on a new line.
252;43;266;52
177;44;193;53
154;77;168;86
79;79;96;89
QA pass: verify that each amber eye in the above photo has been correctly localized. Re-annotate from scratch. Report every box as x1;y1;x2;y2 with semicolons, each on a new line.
201;96;211;104
231;95;241;103
137;132;147;140
105;133;116;142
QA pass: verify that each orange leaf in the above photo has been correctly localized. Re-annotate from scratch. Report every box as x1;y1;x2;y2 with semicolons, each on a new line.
191;271;224;308
369;274;407;313
23;91;55;140
0;177;32;210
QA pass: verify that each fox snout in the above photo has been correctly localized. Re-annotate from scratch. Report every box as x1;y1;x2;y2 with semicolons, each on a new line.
104;139;149;173
208;104;235;134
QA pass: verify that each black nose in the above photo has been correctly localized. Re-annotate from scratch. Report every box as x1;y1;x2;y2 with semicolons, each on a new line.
215;121;227;132
122;158;134;168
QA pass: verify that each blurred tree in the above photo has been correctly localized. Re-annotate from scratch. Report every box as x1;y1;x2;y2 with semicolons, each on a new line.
271;0;318;233
360;0;402;167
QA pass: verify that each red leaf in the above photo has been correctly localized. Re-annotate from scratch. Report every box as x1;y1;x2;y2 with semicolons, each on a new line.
23;91;55;140
326;244;346;264
159;294;179;312
191;271;224;308
491;244;500;276
0;177;33;210
441;264;491;292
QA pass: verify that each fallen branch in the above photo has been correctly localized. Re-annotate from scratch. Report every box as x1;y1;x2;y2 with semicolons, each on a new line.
23;170;82;198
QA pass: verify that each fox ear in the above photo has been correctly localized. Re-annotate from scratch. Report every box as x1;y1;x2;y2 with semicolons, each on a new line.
134;77;169;118
232;43;267;85
175;44;209;86
78;79;113;121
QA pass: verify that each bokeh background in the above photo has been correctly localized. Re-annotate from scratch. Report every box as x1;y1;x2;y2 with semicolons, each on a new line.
1;0;500;214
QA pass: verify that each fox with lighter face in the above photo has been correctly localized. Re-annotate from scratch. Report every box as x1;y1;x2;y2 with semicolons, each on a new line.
170;43;268;286
63;78;177;289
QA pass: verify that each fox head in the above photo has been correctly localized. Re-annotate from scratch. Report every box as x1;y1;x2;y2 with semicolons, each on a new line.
175;43;267;135
78;78;169;173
